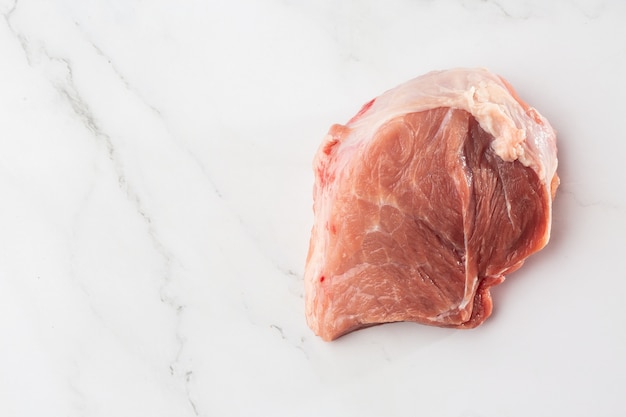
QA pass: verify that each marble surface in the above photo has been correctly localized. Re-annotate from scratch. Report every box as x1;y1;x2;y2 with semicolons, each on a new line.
1;0;625;415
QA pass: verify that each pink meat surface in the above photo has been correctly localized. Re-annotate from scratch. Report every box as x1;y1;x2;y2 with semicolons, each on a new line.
305;68;559;341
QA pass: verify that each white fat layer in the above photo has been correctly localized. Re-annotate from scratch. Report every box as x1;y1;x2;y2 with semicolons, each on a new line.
347;68;558;184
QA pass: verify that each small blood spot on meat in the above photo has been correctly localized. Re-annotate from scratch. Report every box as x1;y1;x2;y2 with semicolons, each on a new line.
319;276;325;283
330;224;337;234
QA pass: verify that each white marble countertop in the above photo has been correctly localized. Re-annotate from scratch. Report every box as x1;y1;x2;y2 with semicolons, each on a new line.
1;0;625;416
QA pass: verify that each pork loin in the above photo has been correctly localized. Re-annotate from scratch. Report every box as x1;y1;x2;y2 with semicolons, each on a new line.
305;68;559;341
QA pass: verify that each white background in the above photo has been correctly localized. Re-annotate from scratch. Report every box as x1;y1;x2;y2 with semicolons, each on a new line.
1;0;624;416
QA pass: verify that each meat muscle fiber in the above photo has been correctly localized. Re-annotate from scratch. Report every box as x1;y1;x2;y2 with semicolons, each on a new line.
305;68;559;341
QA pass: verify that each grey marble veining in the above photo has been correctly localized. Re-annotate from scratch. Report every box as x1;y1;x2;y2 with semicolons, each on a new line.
1;0;625;416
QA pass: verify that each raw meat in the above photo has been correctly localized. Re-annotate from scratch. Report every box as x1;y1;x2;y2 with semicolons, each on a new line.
304;68;559;341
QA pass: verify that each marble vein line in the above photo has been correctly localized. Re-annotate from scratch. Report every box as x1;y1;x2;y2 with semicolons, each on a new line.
48;51;201;415
558;186;626;214
573;0;605;20
55;34;233;415
150;124;303;292
3;8;201;412
185;371;199;416
66;17;294;288
70;18;232;205
270;322;309;359
74;22;164;118
45;28;293;413
270;323;309;360
67;358;89;416
45;49;196;412
72;25;228;244
1;0;17;20
167;305;203;416
72;36;208;411
181;142;303;294
73;21;228;205
1;0;164;384
176;145;224;199
2;0;33;64
481;0;526;19
64;46;203;415
458;0;509;19
5;4;304;406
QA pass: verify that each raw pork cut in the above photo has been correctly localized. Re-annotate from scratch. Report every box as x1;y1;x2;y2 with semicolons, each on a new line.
305;68;558;341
